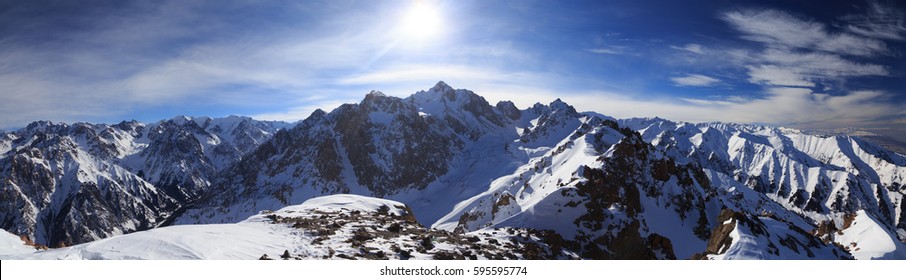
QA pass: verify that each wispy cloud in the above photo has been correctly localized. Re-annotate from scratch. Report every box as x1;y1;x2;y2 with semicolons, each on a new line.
843;1;906;41
587;47;623;55
721;10;891;95
745;65;815;87
722;9;888;57
754;49;888;78
630;6;906;139
670;74;720;87
670;43;705;54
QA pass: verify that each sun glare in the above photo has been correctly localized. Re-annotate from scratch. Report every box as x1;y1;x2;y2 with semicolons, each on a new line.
400;1;442;42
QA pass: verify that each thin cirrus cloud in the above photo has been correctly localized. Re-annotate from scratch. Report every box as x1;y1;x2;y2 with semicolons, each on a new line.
670;74;720;87
670;44;705;54
720;8;891;90
587;47;623;55
721;9;889;57
647;3;905;140
843;1;906;41
674;5;906;138
745;65;815;87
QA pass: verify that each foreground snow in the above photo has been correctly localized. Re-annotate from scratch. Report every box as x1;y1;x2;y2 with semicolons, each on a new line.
1;195;576;260
836;210;906;260
0;231;35;257
4;217;300;260
3;195;395;260
273;194;410;217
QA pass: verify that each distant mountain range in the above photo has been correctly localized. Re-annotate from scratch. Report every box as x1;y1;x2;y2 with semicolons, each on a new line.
805;128;906;155
2;82;904;259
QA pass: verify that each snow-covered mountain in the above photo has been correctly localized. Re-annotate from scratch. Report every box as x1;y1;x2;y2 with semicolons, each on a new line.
807;128;906;156
2;81;904;259
0;116;290;247
174;82;516;224
618;119;905;243
166;81;902;259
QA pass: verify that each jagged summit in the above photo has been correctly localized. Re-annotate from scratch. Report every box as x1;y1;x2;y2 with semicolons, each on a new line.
548;98;577;114
430;80;454;93
365;90;386;97
412;81;465;101
495;100;521;120
308;108;327;120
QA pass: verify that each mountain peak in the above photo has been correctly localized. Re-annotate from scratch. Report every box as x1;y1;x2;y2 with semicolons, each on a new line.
170;115;191;121
309;109;327;119
25;120;59;131
496;101;521;120
539;98;578;116
361;90;405;113
366;90;386;98
431;80;454;93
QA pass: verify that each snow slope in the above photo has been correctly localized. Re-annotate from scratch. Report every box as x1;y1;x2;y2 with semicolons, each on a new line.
835;210;906;260
4;195;397;260
0;230;35;257
7;223;299;260
2;195;579;260
264;194;410;218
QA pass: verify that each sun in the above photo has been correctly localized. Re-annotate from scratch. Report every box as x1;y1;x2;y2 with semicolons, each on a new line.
399;1;443;42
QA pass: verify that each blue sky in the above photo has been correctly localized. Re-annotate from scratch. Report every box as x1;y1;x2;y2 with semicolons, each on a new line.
2;0;905;140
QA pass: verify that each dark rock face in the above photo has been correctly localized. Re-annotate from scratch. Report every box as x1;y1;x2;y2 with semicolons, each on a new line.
0;122;178;246
647;233;677;259
142;120;214;203
194;83;512;215
491;193;515;220
692;209;852;260
567;132;710;259
899;201;906;237
702;209;741;256
334;95;461;196
519;100;582;144
496;101;521;121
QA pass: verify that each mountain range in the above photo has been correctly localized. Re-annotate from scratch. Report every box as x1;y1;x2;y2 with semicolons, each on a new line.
1;82;904;259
